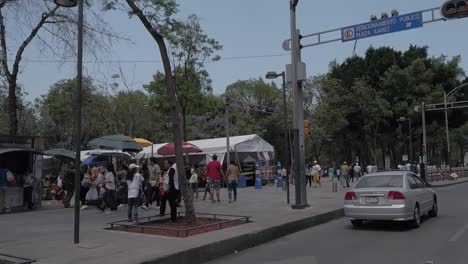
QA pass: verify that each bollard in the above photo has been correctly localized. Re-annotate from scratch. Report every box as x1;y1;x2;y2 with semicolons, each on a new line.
239;175;246;188
255;161;262;189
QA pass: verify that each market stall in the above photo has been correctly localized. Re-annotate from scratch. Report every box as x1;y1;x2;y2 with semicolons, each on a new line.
0;136;43;213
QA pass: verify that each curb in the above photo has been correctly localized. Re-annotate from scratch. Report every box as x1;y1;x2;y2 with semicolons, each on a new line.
431;179;468;188
141;208;344;264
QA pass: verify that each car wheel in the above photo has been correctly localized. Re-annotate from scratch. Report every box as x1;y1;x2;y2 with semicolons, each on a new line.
428;196;438;217
411;205;421;228
351;220;363;227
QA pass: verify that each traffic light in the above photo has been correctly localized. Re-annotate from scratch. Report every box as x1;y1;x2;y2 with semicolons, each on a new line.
441;0;468;19
304;120;310;137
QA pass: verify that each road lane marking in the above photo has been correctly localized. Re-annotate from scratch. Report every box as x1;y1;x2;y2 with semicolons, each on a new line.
449;223;468;242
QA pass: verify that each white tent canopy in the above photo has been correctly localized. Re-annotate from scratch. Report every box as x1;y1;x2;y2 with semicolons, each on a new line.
137;134;274;162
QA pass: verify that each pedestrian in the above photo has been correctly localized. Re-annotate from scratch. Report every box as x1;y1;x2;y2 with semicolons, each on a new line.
340;162;350;188
139;159;150;210
116;164;128;208
206;155;224;203
146;157;161;208
312;161;321;187
281;167;287;191
23;170;35;210
98;163;117;213
160;160;180;223
353;163;362;181
201;166;212;200
189;165;199;199
349;163;355;182
62;163;75;208
127;163;145;224
226;161;240;203
80;166;91;210
306;164;312;187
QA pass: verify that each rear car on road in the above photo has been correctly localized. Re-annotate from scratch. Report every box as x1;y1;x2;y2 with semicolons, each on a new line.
344;171;437;228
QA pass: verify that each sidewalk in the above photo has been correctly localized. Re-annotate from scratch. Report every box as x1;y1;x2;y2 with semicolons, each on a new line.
430;176;468;188
0;179;347;264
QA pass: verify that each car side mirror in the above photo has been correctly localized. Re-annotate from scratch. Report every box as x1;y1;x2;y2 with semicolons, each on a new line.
425;182;432;187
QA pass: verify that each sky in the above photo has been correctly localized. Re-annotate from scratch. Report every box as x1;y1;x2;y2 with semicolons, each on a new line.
16;0;468;101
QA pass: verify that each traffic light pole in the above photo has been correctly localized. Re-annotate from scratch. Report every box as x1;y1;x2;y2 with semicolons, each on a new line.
290;0;307;209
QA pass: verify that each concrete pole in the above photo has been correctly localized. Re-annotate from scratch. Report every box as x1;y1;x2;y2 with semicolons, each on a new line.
281;72;290;204
444;92;451;171
225;97;230;167
73;0;83;244
409;118;413;171
290;0;306;209
422;102;428;182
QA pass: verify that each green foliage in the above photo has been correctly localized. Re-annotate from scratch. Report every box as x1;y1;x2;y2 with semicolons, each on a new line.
307;45;466;167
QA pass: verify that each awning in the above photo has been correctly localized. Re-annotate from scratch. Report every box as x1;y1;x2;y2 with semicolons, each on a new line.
0;148;39;155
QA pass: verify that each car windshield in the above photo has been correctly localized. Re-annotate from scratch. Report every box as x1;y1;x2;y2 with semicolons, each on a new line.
355;174;403;188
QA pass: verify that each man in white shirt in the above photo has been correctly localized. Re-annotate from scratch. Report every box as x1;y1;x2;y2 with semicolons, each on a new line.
353;163;362;181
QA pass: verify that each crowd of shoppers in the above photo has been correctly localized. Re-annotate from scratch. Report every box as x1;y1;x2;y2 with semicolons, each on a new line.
60;155;241;224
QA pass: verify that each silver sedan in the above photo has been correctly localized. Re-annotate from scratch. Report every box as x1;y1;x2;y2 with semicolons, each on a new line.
344;171;438;228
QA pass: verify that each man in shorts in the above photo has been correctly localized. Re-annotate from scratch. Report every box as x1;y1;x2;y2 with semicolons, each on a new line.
206;155;224;203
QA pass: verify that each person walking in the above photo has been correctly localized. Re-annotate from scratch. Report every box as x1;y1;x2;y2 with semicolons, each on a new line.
80;166;91;210
312;161;321;187
353;163;362;181
116;164;128;208
160;160;180;223
146;157;161;208
306;164;312;188
340;162;350;188
62;164;75;208
98;163;117;213
23;170;35;210
226;161;240;203
127;164;144;224
139;159;150;210
206;155;224;203
201;166;212;200
189;165;199;199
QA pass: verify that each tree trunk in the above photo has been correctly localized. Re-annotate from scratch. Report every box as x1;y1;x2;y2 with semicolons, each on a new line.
156;35;195;224
7;80;18;135
124;0;195;224
182;106;187;142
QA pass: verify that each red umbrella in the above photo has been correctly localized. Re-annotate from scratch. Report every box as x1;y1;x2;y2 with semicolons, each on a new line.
157;141;203;156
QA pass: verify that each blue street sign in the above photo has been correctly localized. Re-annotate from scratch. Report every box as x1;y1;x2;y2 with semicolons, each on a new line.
342;11;423;42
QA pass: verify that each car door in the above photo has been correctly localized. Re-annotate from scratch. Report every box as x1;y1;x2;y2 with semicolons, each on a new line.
413;175;433;213
406;174;420;209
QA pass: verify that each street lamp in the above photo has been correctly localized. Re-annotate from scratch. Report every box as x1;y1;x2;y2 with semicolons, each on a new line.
398;117;413;171
266;71;290;204
443;82;468;171
55;0;83;244
54;0;77;7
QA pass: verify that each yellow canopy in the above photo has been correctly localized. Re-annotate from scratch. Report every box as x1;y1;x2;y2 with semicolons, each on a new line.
134;138;153;148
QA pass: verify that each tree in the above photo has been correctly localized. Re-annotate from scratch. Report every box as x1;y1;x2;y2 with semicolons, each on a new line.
0;1;116;135
104;0;194;223
166;14;222;140
36;78;109;149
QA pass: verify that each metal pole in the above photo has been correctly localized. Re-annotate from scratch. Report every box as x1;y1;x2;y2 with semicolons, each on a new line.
444;92;451;171
225;97;230;167
422;102;428;182
74;0;83;244
281;72;290;204
409;118;413;172
290;0;306;209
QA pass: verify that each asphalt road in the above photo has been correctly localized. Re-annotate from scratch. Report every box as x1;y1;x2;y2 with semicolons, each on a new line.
208;183;468;264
